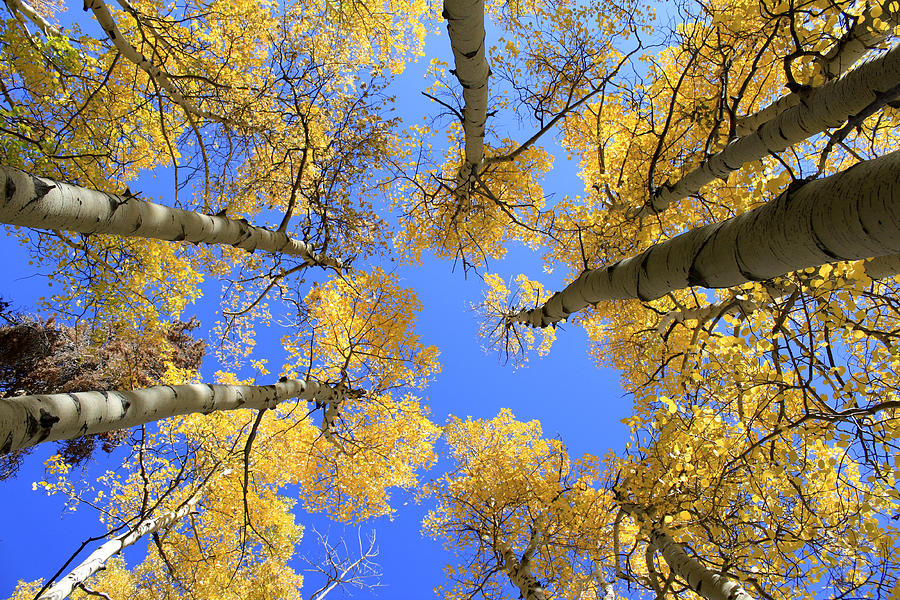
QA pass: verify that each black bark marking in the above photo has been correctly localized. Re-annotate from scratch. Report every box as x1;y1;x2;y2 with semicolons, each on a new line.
68;393;81;415
734;244;765;282
636;251;655;302
4;175;16;203
32;177;55;202
24;412;39;440
119;395;131;416
0;432;12;454
810;210;842;260
36;408;60;442
21;177;56;210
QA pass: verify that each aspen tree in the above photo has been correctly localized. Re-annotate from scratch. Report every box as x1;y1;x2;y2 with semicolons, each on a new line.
0;378;346;453
633;42;900;216
38;467;231;600
0;165;342;265
425;411;618;600
508;149;900;328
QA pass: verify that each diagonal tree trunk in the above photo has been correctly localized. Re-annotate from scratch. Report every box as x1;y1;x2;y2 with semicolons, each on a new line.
0;165;343;268
0;379;343;453
618;502;754;600
83;0;225;125
38;467;229;600
443;0;489;190
498;535;548;600
511;149;900;328
634;42;900;217
647;527;753;600
736;1;900;135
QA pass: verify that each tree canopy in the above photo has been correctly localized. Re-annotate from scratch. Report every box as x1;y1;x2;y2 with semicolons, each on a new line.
1;0;899;598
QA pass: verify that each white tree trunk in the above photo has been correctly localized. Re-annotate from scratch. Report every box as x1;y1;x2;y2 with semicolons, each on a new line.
83;0;223;124
499;544;548;600
444;0;489;188
4;0;61;37
512;149;900;327
648;528;754;600
736;2;900;135
0;165;342;267
618;502;754;600
0;379;341;453
636;42;900;216
38;468;229;600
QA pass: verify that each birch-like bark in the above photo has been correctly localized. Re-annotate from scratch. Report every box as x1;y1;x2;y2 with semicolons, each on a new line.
647;528;754;600
38;468;229;600
511;149;900;328
3;0;62;37
657;252;900;333
444;0;489;189
736;2;900;135
0;165;343;267
618;502;754;600
0;379;342;453
498;540;548;600
83;0;226;125
635;42;900;216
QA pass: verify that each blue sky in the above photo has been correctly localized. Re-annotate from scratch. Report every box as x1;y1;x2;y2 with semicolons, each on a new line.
0;7;634;599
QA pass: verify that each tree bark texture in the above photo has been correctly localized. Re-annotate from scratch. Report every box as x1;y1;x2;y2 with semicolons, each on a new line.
0;164;342;267
648;528;754;600
513;149;900;327
0;379;339;453
499;544;548;600
443;0;489;186
38;469;228;600
83;0;222;124
737;2;900;135
637;42;900;216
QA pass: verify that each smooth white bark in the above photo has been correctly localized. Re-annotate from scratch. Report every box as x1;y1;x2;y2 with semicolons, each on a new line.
499;541;548;600
736;2;900;135
38;469;229;600
444;0;489;187
636;42;900;216
513;149;900;327
4;0;61;37
618;502;754;600
83;0;224;124
648;528;754;600
0;379;341;453
0;165;342;267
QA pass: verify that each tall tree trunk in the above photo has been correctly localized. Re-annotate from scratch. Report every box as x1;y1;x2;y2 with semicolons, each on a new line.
498;539;548;600
618;502;754;600
736;2;900;135
635;42;900;217
512;149;900;328
443;0;489;190
0;379;341;453
38;468;229;600
647;528;754;600
83;0;223;125
0;165;342;267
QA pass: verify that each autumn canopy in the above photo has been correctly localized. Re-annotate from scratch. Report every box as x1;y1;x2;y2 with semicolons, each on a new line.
1;0;899;598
